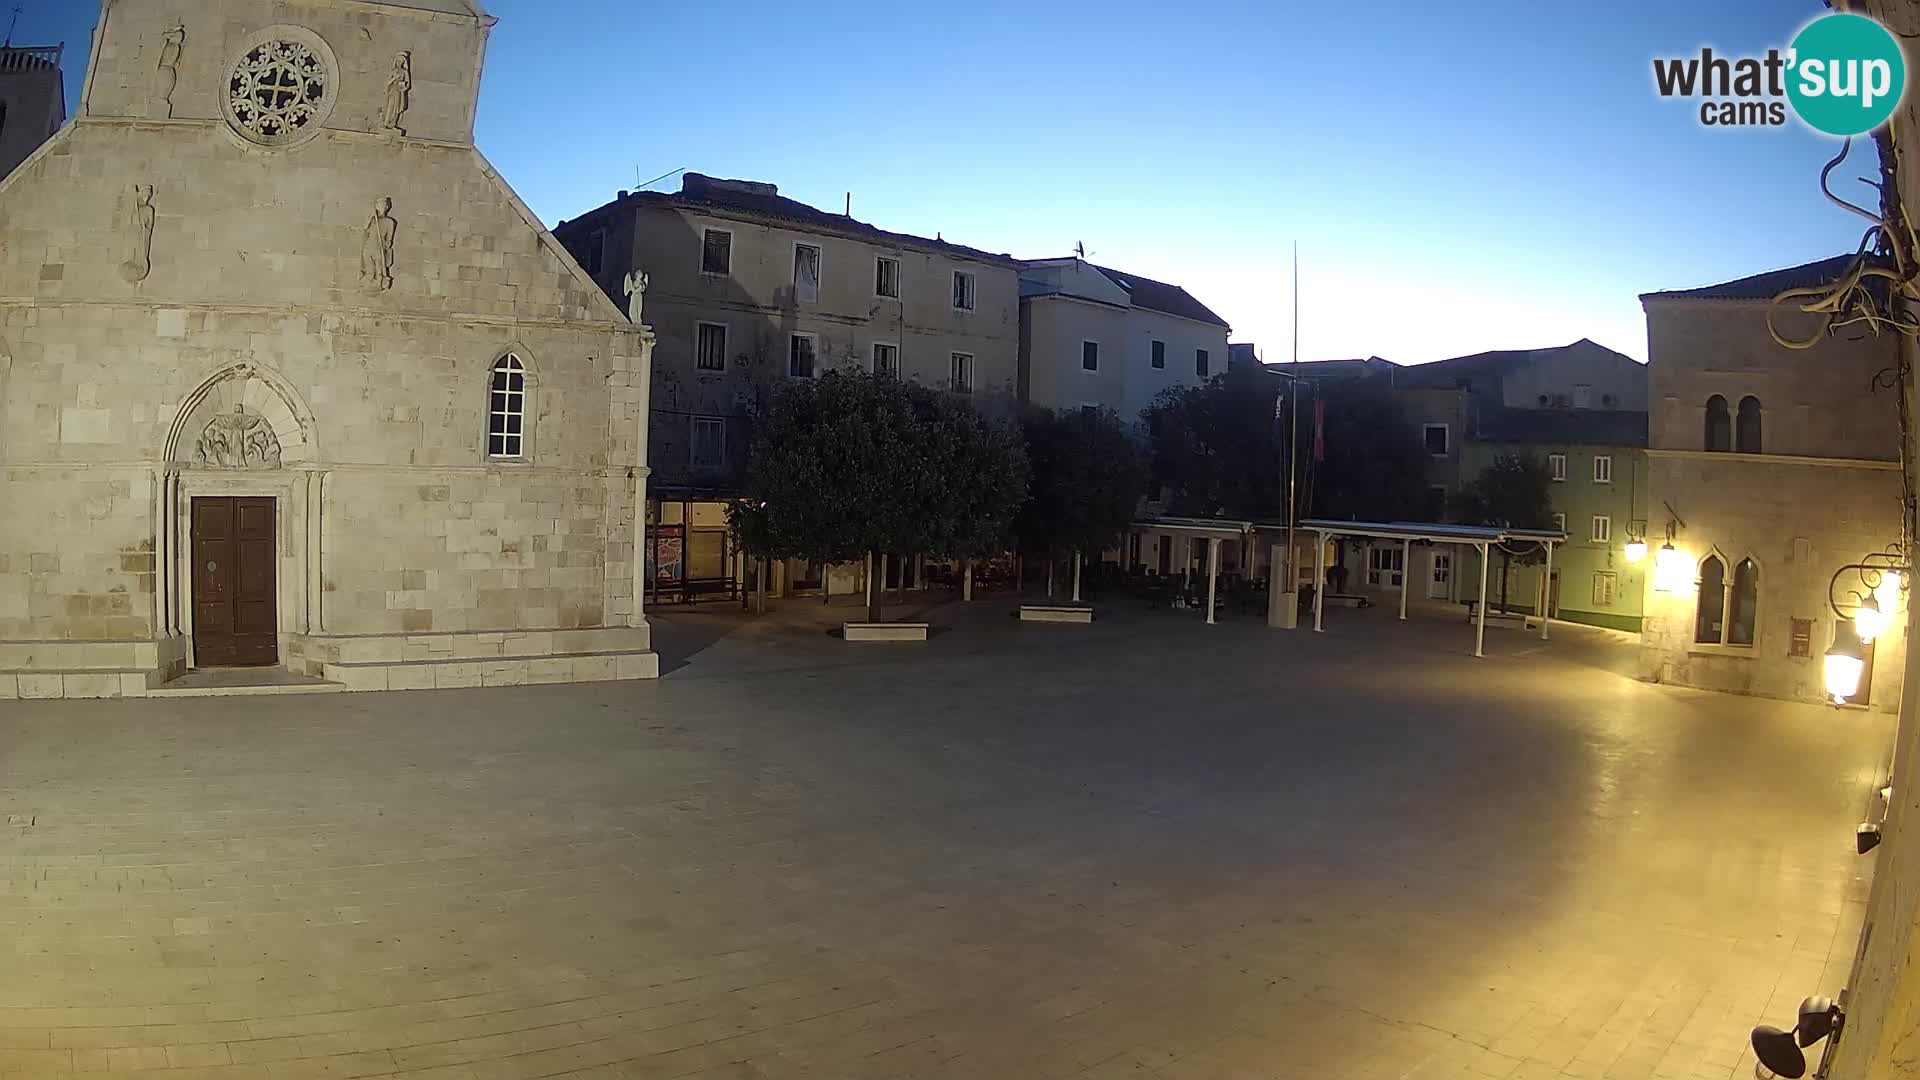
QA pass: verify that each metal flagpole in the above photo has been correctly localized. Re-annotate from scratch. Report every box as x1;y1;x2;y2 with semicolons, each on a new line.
1286;242;1298;591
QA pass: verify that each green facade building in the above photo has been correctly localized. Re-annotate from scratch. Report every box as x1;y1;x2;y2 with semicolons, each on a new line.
1456;410;1649;633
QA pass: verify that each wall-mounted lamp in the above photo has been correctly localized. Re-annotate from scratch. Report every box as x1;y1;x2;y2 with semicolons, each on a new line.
1653;541;1690;593
1855;594;1886;645
1623;538;1648;563
1826;621;1866;706
1875;569;1903;611
1828;552;1909;682
1652;509;1689;592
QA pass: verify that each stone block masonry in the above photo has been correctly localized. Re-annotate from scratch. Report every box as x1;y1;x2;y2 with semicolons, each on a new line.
0;0;657;693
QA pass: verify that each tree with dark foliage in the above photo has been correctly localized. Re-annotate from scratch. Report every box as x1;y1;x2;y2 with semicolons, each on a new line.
1453;453;1556;613
730;372;1028;623
1014;407;1145;592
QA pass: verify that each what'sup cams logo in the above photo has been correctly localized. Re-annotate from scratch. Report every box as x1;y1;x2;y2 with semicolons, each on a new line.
1654;12;1907;136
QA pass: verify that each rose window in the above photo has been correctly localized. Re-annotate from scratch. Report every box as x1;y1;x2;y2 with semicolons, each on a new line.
227;40;329;145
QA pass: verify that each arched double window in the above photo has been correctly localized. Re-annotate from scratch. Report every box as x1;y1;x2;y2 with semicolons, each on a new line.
1694;553;1758;646
1735;396;1762;454
1704;395;1731;452
487;353;527;459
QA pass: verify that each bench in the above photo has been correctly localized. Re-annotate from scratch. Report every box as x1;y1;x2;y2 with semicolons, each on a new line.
843;622;930;642
1018;605;1094;624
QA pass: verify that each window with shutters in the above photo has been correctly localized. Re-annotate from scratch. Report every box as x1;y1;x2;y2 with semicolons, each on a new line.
950;352;973;394
1151;340;1166;369
1592;571;1617;606
1593;455;1612;483
1549;453;1567;481
689;417;725;470
875;256;900;299
700;228;732;275
952;270;975;311
872;342;898;377
1590;515;1611;543
1082;341;1099;371
1196;348;1210;377
695;323;727;372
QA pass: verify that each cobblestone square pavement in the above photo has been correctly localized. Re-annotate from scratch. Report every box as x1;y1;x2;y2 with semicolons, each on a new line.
0;599;1891;1079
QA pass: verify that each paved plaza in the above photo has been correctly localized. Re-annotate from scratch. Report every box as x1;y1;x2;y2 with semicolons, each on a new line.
0;596;1893;1079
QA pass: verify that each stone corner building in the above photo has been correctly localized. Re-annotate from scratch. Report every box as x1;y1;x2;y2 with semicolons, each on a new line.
0;0;658;697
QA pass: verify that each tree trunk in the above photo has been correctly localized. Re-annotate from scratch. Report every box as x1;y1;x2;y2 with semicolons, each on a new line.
1046;553;1055;598
865;552;878;623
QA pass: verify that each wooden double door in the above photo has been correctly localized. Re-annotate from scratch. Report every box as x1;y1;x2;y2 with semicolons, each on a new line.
191;496;278;667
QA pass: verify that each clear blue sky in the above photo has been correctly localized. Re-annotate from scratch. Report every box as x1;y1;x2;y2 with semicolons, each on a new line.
41;1;1877;364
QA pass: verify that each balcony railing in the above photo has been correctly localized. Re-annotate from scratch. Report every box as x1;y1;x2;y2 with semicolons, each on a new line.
0;45;62;73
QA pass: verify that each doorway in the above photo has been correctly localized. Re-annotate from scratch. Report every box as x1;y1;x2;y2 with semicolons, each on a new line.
1428;551;1452;600
191;496;278;667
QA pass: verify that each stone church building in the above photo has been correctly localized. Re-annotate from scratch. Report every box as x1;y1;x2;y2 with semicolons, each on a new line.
0;0;657;696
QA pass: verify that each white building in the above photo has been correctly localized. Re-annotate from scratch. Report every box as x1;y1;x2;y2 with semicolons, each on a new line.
1017;258;1231;428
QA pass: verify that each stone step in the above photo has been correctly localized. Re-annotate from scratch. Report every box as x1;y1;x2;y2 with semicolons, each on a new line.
0;670;154;699
321;649;659;692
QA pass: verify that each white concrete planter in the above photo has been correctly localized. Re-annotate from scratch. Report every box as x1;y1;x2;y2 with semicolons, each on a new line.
843;622;930;642
1018;605;1094;624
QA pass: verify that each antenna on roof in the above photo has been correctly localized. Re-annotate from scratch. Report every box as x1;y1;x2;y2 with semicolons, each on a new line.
635;165;687;192
4;5;20;47
1073;241;1084;260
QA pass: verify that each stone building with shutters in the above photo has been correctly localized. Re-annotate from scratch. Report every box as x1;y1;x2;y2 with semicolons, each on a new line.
553;173;1021;604
0;0;657;697
1639;256;1906;710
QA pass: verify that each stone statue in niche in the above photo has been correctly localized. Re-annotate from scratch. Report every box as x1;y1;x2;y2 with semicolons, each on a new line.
361;196;396;291
154;23;185;119
195;407;282;469
623;269;648;324
119;183;155;284
380;51;411;135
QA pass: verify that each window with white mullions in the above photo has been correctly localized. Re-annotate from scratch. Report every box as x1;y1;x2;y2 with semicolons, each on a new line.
952;270;975;311
1366;545;1404;587
875;256;900;299
487;353;526;459
872;342;898;377
1593;455;1613;483
1590;515;1611;543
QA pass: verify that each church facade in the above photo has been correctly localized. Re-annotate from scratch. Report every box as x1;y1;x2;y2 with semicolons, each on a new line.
0;0;657;696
